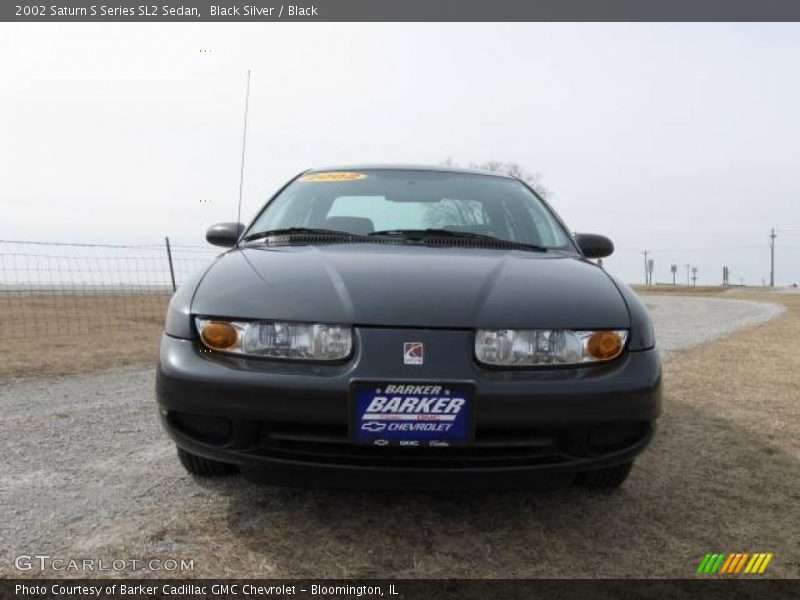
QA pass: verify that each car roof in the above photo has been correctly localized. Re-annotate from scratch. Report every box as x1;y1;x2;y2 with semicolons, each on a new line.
305;164;517;180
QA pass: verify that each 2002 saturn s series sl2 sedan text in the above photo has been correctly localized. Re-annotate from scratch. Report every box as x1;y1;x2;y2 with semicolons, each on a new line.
156;165;661;490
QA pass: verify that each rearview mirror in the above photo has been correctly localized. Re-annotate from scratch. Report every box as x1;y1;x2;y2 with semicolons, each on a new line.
206;222;245;247
575;233;614;258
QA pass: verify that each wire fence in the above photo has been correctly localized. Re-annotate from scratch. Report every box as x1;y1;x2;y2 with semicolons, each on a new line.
0;239;220;341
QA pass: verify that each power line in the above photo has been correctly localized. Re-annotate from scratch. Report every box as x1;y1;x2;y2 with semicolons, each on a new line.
616;243;767;254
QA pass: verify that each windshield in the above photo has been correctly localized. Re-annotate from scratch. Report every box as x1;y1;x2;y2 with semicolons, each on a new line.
246;169;575;250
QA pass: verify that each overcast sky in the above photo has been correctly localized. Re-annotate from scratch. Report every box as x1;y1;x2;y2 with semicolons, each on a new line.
2;23;799;285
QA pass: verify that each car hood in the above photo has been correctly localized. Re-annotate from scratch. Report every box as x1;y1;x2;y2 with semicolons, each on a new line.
192;244;630;329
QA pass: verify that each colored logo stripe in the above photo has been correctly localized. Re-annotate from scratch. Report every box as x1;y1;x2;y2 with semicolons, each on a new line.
719;554;735;573
733;553;748;574
698;552;774;574
697;553;726;574
745;553;774;574
696;554;712;573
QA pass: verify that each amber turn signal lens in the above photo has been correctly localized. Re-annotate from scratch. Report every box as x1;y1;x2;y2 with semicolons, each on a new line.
200;321;238;349
586;331;623;360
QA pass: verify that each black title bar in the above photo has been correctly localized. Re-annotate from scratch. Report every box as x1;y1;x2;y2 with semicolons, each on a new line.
3;579;800;600
7;0;800;22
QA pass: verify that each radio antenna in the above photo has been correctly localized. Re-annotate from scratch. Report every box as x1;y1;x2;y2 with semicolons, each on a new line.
235;69;251;247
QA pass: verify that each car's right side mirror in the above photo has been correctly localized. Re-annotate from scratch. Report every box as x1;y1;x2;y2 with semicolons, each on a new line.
206;222;245;247
575;233;614;258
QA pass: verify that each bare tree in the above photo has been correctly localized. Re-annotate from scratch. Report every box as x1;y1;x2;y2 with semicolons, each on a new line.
441;155;458;168
468;160;552;199
441;158;551;198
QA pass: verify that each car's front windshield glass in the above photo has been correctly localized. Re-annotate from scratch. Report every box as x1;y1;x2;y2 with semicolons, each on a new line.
246;169;574;250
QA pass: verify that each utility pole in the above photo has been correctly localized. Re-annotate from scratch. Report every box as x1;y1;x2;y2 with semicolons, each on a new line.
684;264;691;286
643;251;649;285
769;228;777;287
692;267;698;287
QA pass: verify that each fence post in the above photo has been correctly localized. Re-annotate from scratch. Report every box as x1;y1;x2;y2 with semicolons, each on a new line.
165;236;177;292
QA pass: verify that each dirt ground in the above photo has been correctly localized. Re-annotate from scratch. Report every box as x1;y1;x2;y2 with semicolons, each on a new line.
160;292;800;577
1;291;797;579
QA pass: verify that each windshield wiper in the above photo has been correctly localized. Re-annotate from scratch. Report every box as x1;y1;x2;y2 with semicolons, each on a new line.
242;227;366;242
368;228;548;252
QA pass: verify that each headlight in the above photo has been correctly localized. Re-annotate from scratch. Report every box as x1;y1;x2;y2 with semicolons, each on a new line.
195;318;353;361
474;329;627;366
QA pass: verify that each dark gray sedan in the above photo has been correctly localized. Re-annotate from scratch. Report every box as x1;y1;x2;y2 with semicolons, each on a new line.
157;165;661;490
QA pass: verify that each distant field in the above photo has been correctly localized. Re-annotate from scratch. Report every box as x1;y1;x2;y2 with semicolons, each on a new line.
631;284;732;294
0;293;168;377
0;286;789;378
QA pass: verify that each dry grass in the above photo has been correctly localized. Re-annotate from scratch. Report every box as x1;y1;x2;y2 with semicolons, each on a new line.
160;291;797;578
10;290;794;579
1;291;798;579
0;293;167;377
644;290;800;458
631;284;732;295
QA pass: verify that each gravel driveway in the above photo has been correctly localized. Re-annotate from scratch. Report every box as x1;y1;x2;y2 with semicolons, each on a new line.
643;295;783;360
0;295;788;578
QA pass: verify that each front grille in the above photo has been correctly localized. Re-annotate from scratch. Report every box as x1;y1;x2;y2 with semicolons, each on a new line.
256;424;570;469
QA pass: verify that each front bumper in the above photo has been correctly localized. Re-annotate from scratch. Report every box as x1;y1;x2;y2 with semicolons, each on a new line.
156;327;661;490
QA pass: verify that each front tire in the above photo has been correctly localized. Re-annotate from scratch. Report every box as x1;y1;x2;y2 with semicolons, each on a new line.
576;461;633;488
176;446;238;476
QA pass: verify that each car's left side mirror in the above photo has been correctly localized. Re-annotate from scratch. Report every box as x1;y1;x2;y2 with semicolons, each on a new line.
575;233;614;258
206;222;245;247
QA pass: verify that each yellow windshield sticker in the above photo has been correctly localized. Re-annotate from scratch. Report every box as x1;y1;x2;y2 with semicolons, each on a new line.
300;172;368;182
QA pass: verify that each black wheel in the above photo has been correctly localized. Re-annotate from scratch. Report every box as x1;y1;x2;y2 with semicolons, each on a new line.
176;446;238;476
577;461;633;489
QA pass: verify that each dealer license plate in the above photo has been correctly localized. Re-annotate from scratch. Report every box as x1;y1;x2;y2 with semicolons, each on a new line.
350;381;474;447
